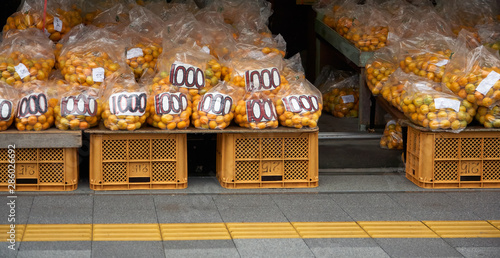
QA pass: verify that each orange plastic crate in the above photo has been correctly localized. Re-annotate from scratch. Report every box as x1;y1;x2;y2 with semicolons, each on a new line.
406;126;500;188
217;131;319;189
0;148;78;191
89;133;187;190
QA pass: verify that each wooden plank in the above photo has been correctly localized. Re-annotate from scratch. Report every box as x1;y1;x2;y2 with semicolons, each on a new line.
0;128;82;148
401;121;500;133
85;123;319;134
314;16;374;68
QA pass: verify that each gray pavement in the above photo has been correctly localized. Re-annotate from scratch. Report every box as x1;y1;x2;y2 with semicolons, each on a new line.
0;173;499;257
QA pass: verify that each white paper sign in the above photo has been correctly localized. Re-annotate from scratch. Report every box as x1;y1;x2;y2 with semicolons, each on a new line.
198;92;233;116
126;48;144;60
17;93;48;118
245;67;281;92
434;98;460;112
169;61;205;89
109;92;147;116
15;63;30;79
154;92;188;115
92;67;105;82
281;94;320;114
476;71;500;96
0;99;13;121
202;46;211;54
341;95;355;103
435;59;449;67
60;94;98;117
53;17;63;32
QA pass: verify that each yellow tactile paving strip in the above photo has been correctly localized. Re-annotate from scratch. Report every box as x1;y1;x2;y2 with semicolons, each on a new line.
5;220;500;241
358;221;439;238
292;222;369;238
423;221;500;238
161;223;231;240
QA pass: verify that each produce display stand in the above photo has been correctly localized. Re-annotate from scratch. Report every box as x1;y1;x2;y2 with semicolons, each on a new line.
0;129;81;191
404;122;500;189
315;14;376;130
85;124;319;190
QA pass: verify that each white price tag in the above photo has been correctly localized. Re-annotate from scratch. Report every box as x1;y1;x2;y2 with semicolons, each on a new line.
126;48;144;60
434;98;460;112
435;59;449;67
476;71;500;96
202;46;211;54
247;51;265;59
341;95;355;103
60;94;98;117
169;62;205;89
109;92;147;116
281;94;321;114
198;92;233;116
53;17;63;32
15;63;30;79
0;99;13;121
245;67;281;92
387;120;397;126
154;92;188;115
92;67;105;82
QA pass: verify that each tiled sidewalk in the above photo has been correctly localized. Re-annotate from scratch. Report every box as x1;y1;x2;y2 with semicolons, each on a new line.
1;173;499;258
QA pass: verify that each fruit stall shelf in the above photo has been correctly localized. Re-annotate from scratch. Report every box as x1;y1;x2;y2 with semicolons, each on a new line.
315;14;386;130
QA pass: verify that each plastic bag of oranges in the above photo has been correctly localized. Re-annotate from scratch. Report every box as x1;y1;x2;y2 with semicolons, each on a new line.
2;0;83;42
0;28;55;89
321;74;359;118
88;2;131;30
0;82;19;131
123;6;164;81
333;0;390;51
57;26;126;89
398;32;455;83
102;73;151;131
276;53;322;128
145;43;223;105
475;105;500;128
380;120;403;150
15;80;58;131
477;22;500;55
442;40;500;108
399;79;477;132
55;85;102;130
365;40;398;95
146;80;192;130
192;81;245;129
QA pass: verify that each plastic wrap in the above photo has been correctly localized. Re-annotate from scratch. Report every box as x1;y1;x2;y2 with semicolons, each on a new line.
15;80;58;131
0;28;55;89
380;120;403;150
477;22;500;54
334;0;390;51
192;81;245;129
57;26;126;89
321;74;359;118
123;6;164;80
398;32;455;83
3;0;83;41
0;82;18;131
475;105;500;128
101;73;151;131
365;40;398;95
55;84;102;130
400;79;477;132
442;42;500;108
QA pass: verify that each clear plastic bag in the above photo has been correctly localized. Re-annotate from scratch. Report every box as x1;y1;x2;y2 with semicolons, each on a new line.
477;22;500;55
0;82;18;131
334;0;390;51
123;6;164;81
101;73;151;131
0;28;55;89
398;32;455;83
192;80;245;129
475;105;500;128
365;39;398;95
15;80;58;131
400;79;476;132
57;26;126;89
55;84;102;130
442;37;500;108
321;74;359;118
380;119;403;150
3;0;84;42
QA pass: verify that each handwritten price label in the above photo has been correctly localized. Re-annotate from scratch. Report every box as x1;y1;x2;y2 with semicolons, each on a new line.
14;63;30;79
53;17;63;32
126;48;144;59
